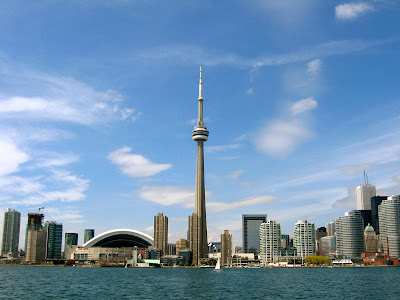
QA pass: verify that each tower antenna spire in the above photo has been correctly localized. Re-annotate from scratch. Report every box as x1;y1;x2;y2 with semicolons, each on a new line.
199;64;203;99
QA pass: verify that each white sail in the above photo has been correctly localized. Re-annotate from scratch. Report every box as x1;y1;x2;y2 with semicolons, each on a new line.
215;258;221;270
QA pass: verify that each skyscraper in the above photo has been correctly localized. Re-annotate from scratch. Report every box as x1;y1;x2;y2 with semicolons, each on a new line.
44;221;63;260
1;208;21;258
221;230;232;266
293;220;316;259
84;229;95;244
26;213;46;263
242;214;268;254
378;195;400;258
364;224;381;254
336;211;364;259
327;220;336;236
371;195;387;234
154;213;168;256
259;219;281;264
356;183;376;211
189;66;209;265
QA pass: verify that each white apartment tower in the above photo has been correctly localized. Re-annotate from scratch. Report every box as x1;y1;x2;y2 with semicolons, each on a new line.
293;220;316;258
378;195;400;258
336;210;365;259
259;219;281;265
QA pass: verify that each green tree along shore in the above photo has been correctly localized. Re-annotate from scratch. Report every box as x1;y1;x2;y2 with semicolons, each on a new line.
305;256;332;266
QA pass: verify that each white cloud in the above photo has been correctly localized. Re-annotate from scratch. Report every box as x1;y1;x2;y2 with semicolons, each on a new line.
246;88;253;95
0;176;44;195
0;139;29;176
307;59;322;75
137;185;196;208
335;3;374;21
205;144;240;153
290;97;318;115
108;147;172;177
255;119;313;157
228;170;244;180
340;163;375;175
33;153;79;169
208;195;275;213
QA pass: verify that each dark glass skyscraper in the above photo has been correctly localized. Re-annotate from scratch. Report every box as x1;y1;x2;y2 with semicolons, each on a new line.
242;214;267;254
84;229;95;244
1;208;21;258
44;221;63;260
64;233;78;255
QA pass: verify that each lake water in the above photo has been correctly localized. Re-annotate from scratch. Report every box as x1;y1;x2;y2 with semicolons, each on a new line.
0;266;399;299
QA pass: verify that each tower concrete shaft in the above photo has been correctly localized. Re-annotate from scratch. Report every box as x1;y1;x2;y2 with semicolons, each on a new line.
191;65;209;264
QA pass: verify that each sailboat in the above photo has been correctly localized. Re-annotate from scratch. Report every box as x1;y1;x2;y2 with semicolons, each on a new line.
214;258;221;271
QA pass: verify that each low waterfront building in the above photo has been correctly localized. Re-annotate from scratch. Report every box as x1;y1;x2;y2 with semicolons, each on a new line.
176;239;189;255
319;236;336;258
64;233;78;258
167;243;176;256
364;224;381;254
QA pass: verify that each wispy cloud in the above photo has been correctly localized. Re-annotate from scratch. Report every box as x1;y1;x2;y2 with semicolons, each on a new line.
138;38;388;71
290;97;317;115
205;144;240;153
306;59;322;75
340;163;375;175
0;59;141;125
335;3;374;21
208;195;275;213
228;170;244;180
108;147;172;177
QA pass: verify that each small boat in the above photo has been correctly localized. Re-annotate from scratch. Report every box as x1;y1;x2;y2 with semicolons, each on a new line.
214;258;221;271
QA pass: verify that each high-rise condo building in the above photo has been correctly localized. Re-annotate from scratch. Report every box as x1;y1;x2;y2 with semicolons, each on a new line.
44;221;63;260
327;221;336;236
26;213;46;263
336;210;364;259
189;66;209;265
259;219;281;264
356;184;376;211
84;229;95;244
242;214;268;254
293;220;316;258
221;230;232;266
378;195;400;258
1;208;21;258
281;234;290;248
154;213;168;256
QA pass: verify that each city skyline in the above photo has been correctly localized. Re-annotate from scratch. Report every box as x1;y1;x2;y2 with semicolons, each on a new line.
1;1;400;249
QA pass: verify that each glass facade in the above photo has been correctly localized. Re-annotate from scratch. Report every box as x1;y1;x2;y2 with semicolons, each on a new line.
242;214;267;254
44;221;63;260
84;229;95;244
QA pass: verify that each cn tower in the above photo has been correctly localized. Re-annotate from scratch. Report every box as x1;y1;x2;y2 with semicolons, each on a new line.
190;65;209;264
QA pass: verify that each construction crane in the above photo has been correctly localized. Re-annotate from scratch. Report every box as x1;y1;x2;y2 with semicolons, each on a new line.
29;207;44;213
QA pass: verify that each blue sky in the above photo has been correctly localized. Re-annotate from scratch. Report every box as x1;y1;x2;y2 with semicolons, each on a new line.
1;0;400;249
